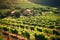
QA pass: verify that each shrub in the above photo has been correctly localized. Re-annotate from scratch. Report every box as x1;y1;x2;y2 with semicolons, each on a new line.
13;12;20;18
20;8;25;13
37;24;42;27
0;12;5;19
31;24;37;26
44;30;53;34
21;31;30;39
30;27;34;30
55;21;60;26
3;27;9;32
48;25;55;29
53;30;60;35
42;9;49;12
26;26;29;29
5;11;11;16
56;26;60;30
10;29;18;34
37;28;42;32
53;11;60;14
43;30;49;33
0;10;11;19
50;36;57;40
14;6;21;9
20;25;24;29
34;33;47;40
41;24;46;27
32;10;37;16
50;36;60;40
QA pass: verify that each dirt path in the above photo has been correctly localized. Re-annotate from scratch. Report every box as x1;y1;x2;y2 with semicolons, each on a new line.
0;30;28;40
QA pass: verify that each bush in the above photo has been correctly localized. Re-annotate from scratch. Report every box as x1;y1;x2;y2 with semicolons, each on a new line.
13;12;20;18
42;9;49;12
0;11;11;19
50;36;57;40
50;36;60;40
37;28;42;32
41;24;46;27
14;6;21;9
31;24;37;26
20;25;24;29
10;29;18;34
44;30;53;34
30;27;34;30
56;26;60;30
53;11;60;14
26;26;29;29
34;33;47;40
0;12;5;19
55;21;60;26
3;27;9;32
53;30;60;35
21;31;30;39
5;11;11;16
48;25;55;29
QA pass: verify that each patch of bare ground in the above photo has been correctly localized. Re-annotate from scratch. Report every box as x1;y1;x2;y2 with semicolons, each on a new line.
0;30;28;40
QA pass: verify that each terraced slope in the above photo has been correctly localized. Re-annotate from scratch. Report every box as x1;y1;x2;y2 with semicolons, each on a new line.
0;10;60;40
0;0;58;8
13;0;60;8
12;0;48;8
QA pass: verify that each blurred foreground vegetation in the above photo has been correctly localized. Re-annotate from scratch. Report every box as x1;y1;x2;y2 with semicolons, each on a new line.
0;7;60;40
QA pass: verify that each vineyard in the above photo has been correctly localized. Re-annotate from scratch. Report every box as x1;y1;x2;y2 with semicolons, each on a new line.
0;7;60;40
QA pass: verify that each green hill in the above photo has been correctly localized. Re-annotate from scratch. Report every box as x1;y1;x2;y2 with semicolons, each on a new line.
13;0;47;8
0;0;55;9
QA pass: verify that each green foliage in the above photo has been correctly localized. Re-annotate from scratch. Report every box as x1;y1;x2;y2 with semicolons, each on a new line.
56;26;60;30
0;38;3;40
53;30;60;35
21;31;30;39
50;36;60;40
10;29;18;34
48;25;55;29
11;12;20;18
0;7;60;40
30;27;34;30
50;36;57;40
37;28;42;32
43;30;53;34
34;33;47;40
20;25;24;29
3;27;9;31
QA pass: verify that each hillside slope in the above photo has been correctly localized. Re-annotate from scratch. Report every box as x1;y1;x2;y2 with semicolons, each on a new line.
0;0;58;8
10;0;51;8
13;0;60;8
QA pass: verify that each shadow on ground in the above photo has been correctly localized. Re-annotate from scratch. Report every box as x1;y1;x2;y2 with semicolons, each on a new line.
29;0;60;8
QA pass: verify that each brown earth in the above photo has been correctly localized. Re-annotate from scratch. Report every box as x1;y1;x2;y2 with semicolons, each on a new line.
0;30;28;40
